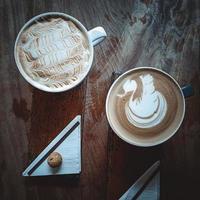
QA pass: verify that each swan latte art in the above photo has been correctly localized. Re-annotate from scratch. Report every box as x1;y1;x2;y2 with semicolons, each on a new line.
119;74;168;129
16;17;90;88
106;68;185;143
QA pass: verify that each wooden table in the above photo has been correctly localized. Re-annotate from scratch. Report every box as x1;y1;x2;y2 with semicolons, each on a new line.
0;0;199;199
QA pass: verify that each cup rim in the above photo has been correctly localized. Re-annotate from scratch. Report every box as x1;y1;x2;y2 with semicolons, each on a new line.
14;12;94;92
106;67;186;147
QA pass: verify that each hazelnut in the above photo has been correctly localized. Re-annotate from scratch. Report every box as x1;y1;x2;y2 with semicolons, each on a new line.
47;152;62;168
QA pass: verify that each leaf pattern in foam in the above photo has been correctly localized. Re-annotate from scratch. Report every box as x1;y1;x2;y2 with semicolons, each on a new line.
40;53;85;75
32;44;86;70
27;18;71;37
18;18;90;88
35;64;83;88
23;29;82;59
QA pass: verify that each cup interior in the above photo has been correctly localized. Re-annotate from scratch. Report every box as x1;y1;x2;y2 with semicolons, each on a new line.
14;12;94;92
106;67;185;147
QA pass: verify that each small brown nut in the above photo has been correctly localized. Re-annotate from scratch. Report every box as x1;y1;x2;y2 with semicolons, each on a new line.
47;152;62;168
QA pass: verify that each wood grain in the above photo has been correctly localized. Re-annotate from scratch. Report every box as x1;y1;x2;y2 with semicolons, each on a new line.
0;0;199;200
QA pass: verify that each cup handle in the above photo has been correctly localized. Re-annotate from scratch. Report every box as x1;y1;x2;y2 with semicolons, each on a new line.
88;27;107;46
181;84;194;98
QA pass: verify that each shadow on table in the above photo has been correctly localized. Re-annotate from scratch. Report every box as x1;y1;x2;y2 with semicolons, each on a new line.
24;174;80;187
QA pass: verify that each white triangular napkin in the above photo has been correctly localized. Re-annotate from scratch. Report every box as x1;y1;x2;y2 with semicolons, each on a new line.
22;115;81;176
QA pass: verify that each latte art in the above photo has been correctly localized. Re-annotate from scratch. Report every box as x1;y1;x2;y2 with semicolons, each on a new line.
120;74;167;128
106;68;185;146
17;18;90;88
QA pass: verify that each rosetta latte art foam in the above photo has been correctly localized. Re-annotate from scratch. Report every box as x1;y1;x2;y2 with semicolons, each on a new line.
17;17;90;88
118;74;167;128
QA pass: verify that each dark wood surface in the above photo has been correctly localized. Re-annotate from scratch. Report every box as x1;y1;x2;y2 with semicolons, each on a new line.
0;0;200;199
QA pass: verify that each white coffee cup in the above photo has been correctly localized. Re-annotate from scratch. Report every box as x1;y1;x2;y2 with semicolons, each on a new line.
14;12;107;92
106;67;193;147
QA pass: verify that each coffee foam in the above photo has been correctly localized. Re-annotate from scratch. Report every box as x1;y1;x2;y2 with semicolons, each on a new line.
119;74;167;128
107;68;185;143
17;17;90;88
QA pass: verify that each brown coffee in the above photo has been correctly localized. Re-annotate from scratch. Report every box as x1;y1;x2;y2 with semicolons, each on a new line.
106;68;185;145
16;17;90;88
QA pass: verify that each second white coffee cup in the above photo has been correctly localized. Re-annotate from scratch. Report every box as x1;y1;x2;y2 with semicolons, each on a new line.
106;67;193;147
